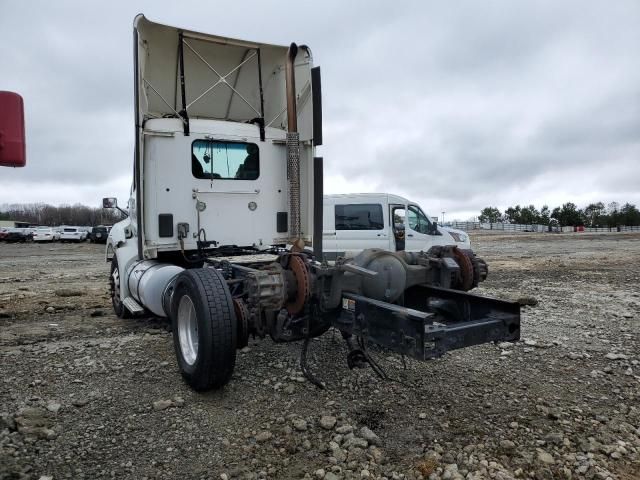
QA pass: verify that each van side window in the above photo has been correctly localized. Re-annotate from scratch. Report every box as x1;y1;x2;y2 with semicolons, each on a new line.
335;204;384;230
192;140;259;180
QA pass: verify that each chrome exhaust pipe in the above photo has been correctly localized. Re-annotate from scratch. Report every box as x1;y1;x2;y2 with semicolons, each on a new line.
285;43;298;132
285;43;301;243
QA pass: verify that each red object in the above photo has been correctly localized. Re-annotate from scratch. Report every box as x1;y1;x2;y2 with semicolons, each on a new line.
577;226;585;232
0;91;26;167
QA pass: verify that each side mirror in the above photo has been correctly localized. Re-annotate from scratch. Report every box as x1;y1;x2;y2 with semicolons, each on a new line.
103;197;129;218
103;197;118;209
0;91;26;168
429;221;438;234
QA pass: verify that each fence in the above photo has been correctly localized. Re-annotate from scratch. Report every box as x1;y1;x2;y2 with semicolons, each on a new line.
583;225;640;233
443;222;548;232
442;222;640;233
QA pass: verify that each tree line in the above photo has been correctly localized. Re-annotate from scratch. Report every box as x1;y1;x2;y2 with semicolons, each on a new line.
478;202;640;227
0;203;124;227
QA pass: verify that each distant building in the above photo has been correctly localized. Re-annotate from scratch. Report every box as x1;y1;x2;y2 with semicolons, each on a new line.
0;220;30;228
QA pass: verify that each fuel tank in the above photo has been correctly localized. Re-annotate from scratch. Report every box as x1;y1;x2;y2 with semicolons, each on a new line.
127;260;184;317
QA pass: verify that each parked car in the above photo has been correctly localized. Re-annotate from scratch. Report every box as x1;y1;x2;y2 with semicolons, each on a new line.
60;227;87;242
88;225;110;243
33;226;61;242
4;228;34;243
79;227;91;238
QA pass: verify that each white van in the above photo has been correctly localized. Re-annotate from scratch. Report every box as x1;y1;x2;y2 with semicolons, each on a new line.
323;193;470;259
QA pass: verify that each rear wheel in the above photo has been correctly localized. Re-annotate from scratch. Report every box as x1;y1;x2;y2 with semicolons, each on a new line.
110;257;131;318
171;268;237;391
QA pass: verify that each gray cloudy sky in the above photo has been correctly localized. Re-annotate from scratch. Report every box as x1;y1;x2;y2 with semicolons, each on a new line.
2;0;639;220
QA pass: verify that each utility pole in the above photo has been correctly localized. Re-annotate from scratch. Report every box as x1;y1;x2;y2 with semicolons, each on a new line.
441;211;446;224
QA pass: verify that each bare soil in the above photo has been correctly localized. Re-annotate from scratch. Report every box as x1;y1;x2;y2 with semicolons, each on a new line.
0;234;638;480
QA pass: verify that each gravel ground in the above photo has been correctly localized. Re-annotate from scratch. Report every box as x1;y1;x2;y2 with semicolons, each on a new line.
0;234;638;480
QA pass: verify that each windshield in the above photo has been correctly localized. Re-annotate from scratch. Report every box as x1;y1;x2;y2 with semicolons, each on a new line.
192;140;259;180
63;228;77;232
407;205;432;234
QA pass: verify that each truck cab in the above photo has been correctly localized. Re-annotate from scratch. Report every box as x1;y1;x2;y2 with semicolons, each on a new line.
323;193;470;259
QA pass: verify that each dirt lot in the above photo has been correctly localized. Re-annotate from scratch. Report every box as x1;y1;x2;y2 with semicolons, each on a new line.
1;234;639;480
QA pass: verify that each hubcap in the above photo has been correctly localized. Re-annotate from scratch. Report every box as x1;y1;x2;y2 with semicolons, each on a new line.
177;295;198;366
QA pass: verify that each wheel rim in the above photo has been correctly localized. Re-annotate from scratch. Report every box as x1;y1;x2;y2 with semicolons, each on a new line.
177;295;198;366
111;265;123;310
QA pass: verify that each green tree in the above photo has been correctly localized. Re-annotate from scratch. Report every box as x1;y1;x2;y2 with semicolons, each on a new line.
551;202;583;227
519;204;540;224
503;204;540;224
504;205;521;224
583;202;606;227
478;207;502;223
607;202;620;227
620;203;640;226
539;205;550;225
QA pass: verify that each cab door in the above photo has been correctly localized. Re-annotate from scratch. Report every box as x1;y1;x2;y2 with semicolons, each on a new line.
404;204;434;252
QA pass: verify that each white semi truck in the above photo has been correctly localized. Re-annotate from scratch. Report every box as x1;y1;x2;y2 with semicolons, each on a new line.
104;15;520;391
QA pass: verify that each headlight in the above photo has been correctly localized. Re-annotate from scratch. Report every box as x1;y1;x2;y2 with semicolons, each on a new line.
449;232;468;243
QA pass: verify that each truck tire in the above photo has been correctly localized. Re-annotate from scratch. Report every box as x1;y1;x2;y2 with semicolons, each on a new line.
110;257;132;319
171;268;237;391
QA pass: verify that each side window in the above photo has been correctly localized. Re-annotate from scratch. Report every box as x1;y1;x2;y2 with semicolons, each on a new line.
335;204;384;230
192;140;259;180
407;205;431;234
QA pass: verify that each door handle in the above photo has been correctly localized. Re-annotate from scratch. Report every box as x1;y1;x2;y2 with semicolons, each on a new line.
407;234;414;237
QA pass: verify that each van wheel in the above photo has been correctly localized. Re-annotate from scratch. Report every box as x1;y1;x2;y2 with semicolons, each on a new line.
110;257;131;318
171;268;237;391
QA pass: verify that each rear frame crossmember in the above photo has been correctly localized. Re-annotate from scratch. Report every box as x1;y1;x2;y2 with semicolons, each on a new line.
334;286;521;361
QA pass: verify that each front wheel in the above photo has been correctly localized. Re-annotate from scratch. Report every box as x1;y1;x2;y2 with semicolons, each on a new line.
171;268;237;391
110;257;131;319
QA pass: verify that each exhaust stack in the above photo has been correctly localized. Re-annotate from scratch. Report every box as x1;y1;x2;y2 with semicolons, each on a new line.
285;43;301;244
